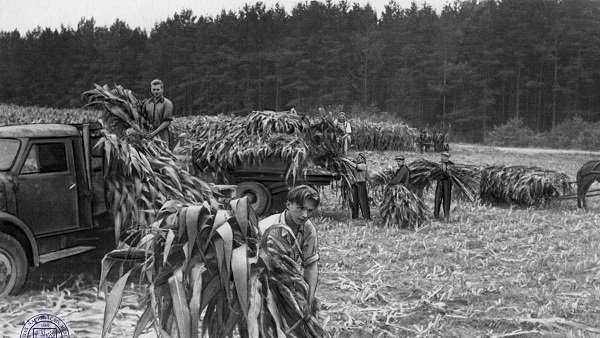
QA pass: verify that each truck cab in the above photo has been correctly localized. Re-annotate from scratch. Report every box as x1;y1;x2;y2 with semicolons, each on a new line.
0;123;110;296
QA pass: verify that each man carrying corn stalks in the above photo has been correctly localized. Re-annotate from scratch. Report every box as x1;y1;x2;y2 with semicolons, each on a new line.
142;79;173;148
390;155;411;187
344;153;371;220
259;185;321;310
434;152;454;221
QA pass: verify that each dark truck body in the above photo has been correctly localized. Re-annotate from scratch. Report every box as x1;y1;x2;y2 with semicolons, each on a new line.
191;156;339;216
0;123;111;296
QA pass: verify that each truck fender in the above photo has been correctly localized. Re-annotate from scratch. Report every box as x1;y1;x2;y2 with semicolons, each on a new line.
0;212;39;266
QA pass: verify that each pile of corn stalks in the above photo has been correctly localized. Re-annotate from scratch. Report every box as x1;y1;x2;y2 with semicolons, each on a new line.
480;165;573;206
189;110;355;204
84;85;325;337
408;159;480;203
379;184;431;228
351;119;419;151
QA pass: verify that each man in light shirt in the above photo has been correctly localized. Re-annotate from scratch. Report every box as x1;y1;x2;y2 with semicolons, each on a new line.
259;185;320;308
336;112;352;155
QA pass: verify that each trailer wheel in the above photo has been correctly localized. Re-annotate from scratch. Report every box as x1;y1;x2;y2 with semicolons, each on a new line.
0;233;27;296
236;182;271;215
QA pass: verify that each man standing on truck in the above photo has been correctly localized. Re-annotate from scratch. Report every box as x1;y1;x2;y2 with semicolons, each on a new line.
142;79;173;148
259;185;321;312
336;112;352;155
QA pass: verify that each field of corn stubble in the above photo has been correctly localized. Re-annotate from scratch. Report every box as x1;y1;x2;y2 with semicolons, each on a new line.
2;142;600;337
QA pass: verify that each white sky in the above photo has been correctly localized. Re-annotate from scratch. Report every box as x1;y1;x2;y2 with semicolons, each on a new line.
0;0;450;33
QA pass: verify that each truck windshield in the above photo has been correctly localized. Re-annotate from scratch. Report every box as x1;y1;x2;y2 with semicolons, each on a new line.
0;139;20;170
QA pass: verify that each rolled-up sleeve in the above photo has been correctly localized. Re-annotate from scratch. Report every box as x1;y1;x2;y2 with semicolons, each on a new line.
163;99;173;121
301;221;319;267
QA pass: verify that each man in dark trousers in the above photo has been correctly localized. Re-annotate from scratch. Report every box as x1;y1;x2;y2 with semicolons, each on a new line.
345;153;371;220
434;152;453;222
389;155;410;187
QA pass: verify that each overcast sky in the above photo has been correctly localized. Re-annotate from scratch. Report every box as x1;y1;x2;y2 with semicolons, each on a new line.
0;0;450;33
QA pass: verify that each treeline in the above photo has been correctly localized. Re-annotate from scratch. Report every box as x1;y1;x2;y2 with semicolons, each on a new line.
1;0;600;141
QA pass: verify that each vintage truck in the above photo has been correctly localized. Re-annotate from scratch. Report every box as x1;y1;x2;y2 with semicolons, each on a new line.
0;123;340;296
0;123;111;296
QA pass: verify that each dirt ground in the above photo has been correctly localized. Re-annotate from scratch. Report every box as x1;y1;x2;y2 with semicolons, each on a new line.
2;144;600;337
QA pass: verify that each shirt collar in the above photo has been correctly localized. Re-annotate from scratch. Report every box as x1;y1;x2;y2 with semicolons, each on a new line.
151;96;165;103
281;211;304;235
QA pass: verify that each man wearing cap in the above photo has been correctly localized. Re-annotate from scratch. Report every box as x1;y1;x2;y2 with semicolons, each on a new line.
336;112;352;155
389;155;410;187
434;152;454;221
343;153;371;220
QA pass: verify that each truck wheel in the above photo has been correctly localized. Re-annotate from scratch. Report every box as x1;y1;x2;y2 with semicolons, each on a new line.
0;233;28;296
236;182;271;216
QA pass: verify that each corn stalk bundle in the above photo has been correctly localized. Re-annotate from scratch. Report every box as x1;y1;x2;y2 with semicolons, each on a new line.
305;116;356;206
245;110;308;137
83;84;217;243
82;83;154;137
351;119;419;151
408;159;480;203
379;184;431;228
368;167;396;202
99;197;325;338
480;166;572;206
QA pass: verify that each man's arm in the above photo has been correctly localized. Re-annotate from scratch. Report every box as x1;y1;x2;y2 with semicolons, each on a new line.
304;262;318;305
150;120;171;138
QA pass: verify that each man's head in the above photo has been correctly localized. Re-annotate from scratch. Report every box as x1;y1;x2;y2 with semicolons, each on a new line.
395;155;405;166
357;152;366;163
150;79;164;99
286;185;320;226
441;152;450;163
338;112;346;122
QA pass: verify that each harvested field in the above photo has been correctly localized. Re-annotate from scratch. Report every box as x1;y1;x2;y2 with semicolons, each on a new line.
2;145;600;337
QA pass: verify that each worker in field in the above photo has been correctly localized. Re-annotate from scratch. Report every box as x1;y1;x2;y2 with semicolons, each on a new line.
434;152;454;222
389;155;411;227
390;155;410;187
336;112;352;155
142;79;173;148
259;185;320;312
419;129;427;153
343;152;371;221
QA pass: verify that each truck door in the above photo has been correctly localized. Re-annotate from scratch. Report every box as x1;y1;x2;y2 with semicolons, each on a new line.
15;139;79;235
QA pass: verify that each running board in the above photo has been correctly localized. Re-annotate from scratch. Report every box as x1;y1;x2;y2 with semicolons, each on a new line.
39;246;96;264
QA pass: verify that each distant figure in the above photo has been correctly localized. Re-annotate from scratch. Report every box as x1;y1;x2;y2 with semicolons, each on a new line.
434;152;454;222
336;112;352;155
419;129;427;153
142;79;173;148
424;131;432;152
388;154;412;228
290;107;297;114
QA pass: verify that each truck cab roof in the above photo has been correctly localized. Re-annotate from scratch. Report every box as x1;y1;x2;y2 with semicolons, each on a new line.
0;124;82;138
